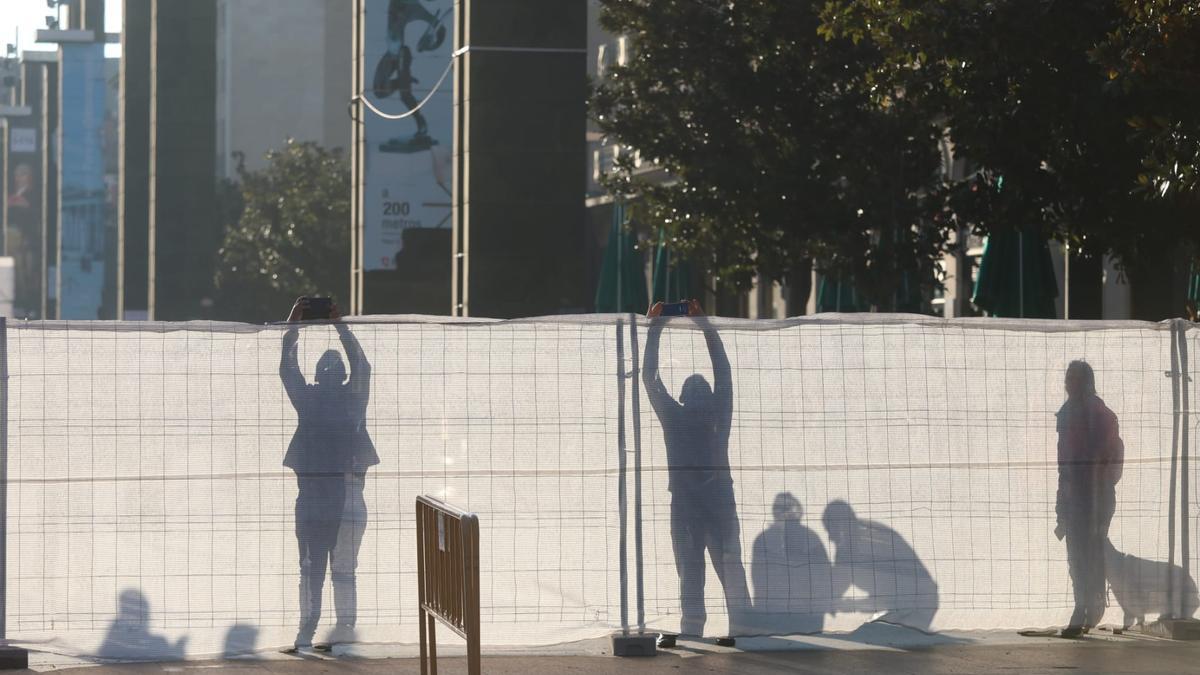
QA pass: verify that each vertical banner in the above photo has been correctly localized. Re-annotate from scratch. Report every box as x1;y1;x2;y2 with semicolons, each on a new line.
361;0;454;272
4;121;41;319
57;42;109;319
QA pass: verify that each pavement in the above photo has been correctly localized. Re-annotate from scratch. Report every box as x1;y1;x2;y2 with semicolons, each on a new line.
23;626;1200;675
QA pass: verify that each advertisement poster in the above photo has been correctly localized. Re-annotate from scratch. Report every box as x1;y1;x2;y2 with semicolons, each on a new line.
362;0;453;271
57;42;109;319
5;122;43;319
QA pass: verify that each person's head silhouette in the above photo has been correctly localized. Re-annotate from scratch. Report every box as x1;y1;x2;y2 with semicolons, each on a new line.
679;374;713;410
822;500;856;546
116;589;151;628
315;350;347;387
773;492;802;522
1064;360;1095;401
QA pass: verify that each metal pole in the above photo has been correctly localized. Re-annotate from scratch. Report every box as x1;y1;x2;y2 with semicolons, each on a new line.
1063;242;1070;320
1167;321;1181;613
1178;320;1191;617
615;319;628;633
451;0;468;316
0;314;22;665
628;317;645;631
417;499;429;675
0;317;7;641
463;514;481;675
616;203;623;312
350;0;364;314
1018;231;1025;318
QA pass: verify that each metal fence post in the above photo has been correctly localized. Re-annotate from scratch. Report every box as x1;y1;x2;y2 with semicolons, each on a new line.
0;317;29;668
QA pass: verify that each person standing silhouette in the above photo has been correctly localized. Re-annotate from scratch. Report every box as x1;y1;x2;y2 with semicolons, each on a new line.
1055;360;1123;638
281;298;378;650
644;300;751;640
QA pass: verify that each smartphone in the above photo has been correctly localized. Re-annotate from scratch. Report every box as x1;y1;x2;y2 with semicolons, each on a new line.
660;301;690;316
300;297;334;321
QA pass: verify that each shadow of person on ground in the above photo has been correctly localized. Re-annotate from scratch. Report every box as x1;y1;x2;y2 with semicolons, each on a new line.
1105;538;1200;628
644;300;751;638
822;500;939;632
96;589;187;660
750;492;831;635
281;298;379;650
1055;360;1123;637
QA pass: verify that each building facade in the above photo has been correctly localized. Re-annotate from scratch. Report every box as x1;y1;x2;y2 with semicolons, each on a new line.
215;0;352;177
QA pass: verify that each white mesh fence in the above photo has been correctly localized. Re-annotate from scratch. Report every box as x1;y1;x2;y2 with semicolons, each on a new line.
1;314;1196;659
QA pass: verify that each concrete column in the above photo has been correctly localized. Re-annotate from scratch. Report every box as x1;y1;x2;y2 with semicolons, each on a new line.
119;0;151;319
38;60;58;320
148;0;217;320
453;0;588;318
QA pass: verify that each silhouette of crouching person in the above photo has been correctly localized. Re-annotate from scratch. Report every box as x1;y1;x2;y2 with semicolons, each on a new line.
751;492;832;634
98;589;188;660
822;500;938;631
644;300;751;639
281;298;379;650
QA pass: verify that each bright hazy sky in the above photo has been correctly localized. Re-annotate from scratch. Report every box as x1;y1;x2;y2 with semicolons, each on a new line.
0;0;123;57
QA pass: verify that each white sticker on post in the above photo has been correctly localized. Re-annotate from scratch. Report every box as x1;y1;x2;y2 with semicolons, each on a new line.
437;512;446;552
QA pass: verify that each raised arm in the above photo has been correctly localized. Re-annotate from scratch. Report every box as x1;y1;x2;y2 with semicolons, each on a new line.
642;318;676;416
695;314;732;434
280;325;306;408
336;322;371;398
828;548;853;602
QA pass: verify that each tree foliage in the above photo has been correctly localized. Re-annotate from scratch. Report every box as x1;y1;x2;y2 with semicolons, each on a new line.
592;0;1199;311
214;141;350;322
1094;0;1200;202
818;0;1196;263
590;0;947;309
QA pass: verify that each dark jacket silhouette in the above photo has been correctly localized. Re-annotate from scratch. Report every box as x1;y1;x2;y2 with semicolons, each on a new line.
1056;360;1123;631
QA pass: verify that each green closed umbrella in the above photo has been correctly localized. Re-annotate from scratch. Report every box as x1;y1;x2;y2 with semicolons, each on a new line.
972;230;1059;318
594;201;649;313
651;228;692;304
816;271;924;313
1188;262;1200;308
816;274;870;313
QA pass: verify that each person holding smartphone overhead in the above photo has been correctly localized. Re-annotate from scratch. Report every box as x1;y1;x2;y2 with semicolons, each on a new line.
644;300;751;643
281;298;378;650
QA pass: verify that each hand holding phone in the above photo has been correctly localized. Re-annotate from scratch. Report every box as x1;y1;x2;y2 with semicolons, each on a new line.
647;299;704;317
660;301;691;316
287;297;339;322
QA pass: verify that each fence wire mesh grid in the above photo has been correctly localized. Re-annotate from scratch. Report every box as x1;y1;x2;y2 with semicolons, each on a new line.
1;315;1196;658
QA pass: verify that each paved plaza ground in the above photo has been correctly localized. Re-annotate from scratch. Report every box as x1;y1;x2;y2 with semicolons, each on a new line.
25;625;1200;674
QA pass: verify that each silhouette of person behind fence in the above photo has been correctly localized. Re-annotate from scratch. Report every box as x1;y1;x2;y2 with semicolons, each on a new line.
750;492;832;634
822;500;939;631
97;588;187;659
1055;360;1123;638
644;300;751;640
281;298;378;650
